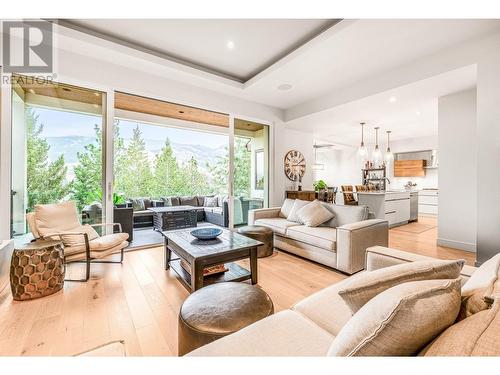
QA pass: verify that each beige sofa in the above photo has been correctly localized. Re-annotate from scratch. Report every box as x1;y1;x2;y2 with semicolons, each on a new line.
248;199;389;274
188;246;481;356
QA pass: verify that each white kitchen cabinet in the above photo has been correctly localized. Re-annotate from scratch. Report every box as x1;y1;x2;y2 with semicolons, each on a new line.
419;189;438;216
357;191;410;227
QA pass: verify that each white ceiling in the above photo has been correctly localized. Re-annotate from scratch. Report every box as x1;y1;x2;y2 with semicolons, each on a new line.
285;65;477;147
62;19;336;81
59;19;500;111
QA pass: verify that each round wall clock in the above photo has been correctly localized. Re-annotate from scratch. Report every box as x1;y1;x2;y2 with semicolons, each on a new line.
284;150;306;181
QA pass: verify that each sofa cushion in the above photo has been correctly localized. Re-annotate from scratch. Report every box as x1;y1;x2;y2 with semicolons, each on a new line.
143;198;153;209
338;259;465;313
187;310;334;356
34;201;81;238
328;279;462;356
322;204;369;227
292;278;354;336
421;298;500;356
196;196;206;206
160;197;173;207
130;198;145;211
180;196;198;206
204;196;218;207
286;225;337;251
279;198;295;218
170;197;180;206
204;206;223;215
286;199;310;223
296;200;334;227
132;210;153;217
460;252;500;320
254;218;301;235
61;224;99;247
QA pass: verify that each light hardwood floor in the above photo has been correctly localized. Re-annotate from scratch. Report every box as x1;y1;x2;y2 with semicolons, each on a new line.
0;216;475;356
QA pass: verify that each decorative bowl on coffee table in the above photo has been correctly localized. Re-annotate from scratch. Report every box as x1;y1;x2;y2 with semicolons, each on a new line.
190;227;223;240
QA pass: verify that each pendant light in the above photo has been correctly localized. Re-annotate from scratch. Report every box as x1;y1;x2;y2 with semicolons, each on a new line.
385;130;394;162
357;122;368;166
312;141;325;170
372;126;383;166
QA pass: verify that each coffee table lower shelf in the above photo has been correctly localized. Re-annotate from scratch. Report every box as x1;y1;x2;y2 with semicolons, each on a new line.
169;258;252;290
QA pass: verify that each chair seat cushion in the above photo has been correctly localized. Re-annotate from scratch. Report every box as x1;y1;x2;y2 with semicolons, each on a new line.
66;233;129;254
286;225;337;251
292;277;354;336
65;241;128;261
187;310;334;356
254;218;301;235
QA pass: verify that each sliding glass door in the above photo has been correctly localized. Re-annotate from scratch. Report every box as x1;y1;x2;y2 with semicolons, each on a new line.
10;75;107;240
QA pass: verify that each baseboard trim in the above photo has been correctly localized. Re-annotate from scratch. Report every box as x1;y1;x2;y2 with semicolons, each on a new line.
437;238;476;252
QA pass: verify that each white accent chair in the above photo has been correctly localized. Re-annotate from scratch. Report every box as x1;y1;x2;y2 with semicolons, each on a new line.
26;201;129;281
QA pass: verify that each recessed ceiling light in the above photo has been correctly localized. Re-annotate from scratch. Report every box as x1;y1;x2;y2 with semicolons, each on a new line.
277;84;293;91
416;111;421;116
226;40;235;50
28;88;35;94
389;96;397;103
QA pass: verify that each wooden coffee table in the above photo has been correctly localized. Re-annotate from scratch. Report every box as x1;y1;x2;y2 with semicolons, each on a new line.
163;228;262;292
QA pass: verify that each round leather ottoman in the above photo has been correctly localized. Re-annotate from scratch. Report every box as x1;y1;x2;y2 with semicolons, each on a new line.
178;282;274;356
237;225;274;258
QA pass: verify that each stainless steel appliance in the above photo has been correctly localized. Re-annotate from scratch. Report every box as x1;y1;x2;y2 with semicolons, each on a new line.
409;191;419;222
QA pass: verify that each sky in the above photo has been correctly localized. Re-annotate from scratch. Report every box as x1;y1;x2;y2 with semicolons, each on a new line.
32;106;229;148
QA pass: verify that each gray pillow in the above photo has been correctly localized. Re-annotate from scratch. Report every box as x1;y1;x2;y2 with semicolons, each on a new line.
161;197;173;207
131;198;145;211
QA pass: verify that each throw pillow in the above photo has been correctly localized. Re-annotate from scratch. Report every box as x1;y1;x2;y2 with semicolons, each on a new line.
328;279;462;356
131;198;145;211
286;199;310;223
459;253;500;320
61;224;100;247
296;200;334;227
421;298;500;356
279;199;295;218
338;259;465;314
204;196;218;207
161;197;173;207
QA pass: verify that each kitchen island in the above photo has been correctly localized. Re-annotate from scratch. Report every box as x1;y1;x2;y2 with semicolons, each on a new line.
357;191;412;227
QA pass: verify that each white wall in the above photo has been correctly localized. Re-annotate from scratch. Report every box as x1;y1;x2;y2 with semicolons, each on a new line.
313;147;361;187
438;89;477;252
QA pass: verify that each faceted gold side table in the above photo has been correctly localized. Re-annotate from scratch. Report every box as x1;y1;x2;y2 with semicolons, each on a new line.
10;240;65;301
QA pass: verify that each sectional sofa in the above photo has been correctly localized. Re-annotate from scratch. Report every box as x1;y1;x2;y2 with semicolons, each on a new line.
249;199;389;274
188;246;499;356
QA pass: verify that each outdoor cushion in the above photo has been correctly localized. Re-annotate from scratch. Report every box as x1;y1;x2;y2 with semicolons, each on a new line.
196;196;206;206
170;197;180;206
160;197;173;206
460;252;500;319
286;199;310;223
254;218;301;235
34;201;81;238
180;196;198;206
328;279;462;356
286;226;337;251
130;198;145;211
421;298;500;356
296;200;334;227
323;204;369;227
132;210;153;217
187;310;334;356
279;198;295;218
204;196;218;207
292;278;353;336
338;259;465;313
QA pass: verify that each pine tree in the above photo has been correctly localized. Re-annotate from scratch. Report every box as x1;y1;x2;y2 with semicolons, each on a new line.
152;138;183;196
114;125;154;198
26;107;70;211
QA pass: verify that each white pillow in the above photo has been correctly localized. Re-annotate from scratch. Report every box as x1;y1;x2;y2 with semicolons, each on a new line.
328;279;462;356
204;196;218;207
286;199;310;223
279;199;295;218
296;200;334;227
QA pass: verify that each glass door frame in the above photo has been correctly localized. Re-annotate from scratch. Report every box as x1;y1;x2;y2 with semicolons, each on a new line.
0;72;115;239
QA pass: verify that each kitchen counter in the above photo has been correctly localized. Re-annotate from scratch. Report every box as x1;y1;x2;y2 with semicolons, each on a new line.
357;191;411;227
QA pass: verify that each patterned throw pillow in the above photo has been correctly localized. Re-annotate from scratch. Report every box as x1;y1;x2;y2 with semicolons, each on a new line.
130;198;145;211
161;197;173;207
204;196;218;207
